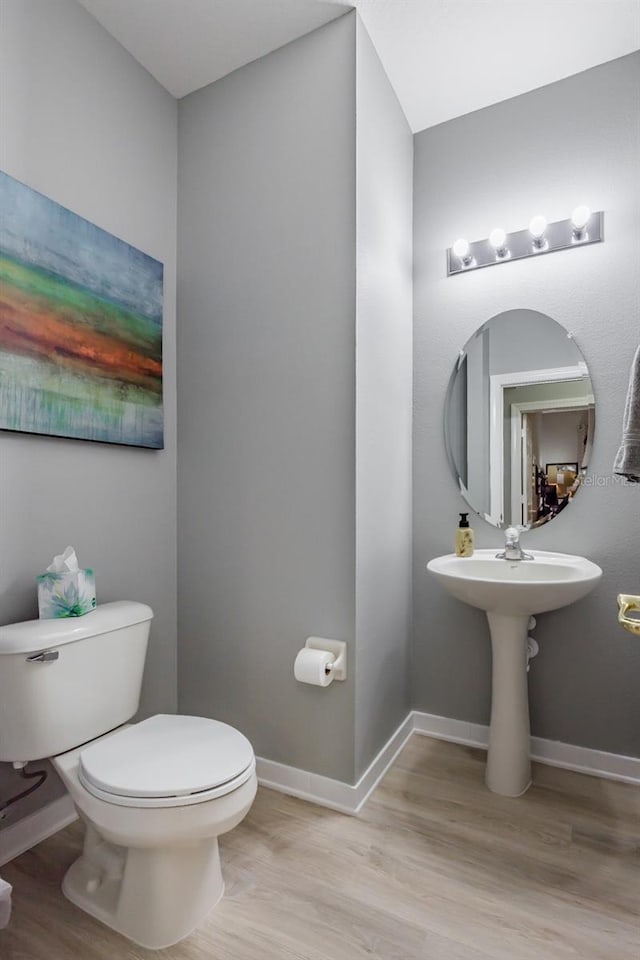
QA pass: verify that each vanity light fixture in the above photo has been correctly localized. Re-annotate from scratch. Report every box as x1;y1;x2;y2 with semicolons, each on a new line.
446;207;604;276
489;227;509;259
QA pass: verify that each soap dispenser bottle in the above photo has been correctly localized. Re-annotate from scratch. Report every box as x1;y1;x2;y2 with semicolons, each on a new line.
455;513;474;557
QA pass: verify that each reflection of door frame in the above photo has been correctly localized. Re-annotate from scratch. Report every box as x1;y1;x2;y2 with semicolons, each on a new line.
489;364;588;526
510;396;594;527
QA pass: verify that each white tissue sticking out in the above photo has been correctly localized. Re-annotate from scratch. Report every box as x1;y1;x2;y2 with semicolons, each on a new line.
46;545;79;574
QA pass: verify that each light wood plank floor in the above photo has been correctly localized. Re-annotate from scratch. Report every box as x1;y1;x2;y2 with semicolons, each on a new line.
2;736;639;959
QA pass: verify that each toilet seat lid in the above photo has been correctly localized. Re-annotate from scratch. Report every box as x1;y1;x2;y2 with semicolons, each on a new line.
78;715;255;803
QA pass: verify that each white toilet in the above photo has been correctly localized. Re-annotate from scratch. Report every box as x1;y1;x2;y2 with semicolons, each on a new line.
0;601;257;949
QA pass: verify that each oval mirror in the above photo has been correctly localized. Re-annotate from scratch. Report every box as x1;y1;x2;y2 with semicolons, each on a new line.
445;309;595;529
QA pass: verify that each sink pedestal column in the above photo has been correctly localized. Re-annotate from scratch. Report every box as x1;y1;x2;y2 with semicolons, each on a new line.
485;612;531;797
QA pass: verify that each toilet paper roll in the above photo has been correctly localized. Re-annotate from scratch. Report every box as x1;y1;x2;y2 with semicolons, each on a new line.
294;648;335;687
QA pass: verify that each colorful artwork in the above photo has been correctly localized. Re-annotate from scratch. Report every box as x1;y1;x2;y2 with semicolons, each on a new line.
0;171;163;448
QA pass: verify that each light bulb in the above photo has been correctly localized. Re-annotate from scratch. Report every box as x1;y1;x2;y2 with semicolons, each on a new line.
529;215;547;239
571;205;591;242
452;237;475;269
571;205;591;230
488;227;510;260
529;214;548;251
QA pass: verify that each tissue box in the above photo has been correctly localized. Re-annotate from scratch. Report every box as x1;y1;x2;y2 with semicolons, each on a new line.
37;569;96;619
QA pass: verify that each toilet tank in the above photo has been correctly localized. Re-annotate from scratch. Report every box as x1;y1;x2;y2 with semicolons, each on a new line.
0;601;153;763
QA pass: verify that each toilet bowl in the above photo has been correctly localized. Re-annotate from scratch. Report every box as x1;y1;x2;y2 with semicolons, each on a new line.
53;715;257;949
52;715;257;949
0;602;257;950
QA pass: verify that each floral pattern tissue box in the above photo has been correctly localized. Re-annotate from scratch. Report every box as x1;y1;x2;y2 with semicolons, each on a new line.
37;569;97;619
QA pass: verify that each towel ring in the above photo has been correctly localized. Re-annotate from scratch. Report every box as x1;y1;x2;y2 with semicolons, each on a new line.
617;594;640;636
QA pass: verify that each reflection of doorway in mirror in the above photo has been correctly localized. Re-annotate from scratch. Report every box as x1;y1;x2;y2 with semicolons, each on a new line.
506;382;594;528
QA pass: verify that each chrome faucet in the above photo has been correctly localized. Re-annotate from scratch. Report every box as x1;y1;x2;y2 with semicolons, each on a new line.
496;526;534;561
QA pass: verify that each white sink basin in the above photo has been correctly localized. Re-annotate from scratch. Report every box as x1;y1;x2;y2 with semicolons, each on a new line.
427;548;602;798
427;549;602;616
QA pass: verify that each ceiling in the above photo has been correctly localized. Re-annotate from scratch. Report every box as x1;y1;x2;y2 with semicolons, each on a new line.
77;0;640;132
76;0;349;100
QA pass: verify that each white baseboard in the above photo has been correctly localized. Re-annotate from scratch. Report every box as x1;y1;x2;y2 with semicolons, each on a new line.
258;710;640;814
410;711;640;786
256;757;356;814
412;711;489;749
257;712;414;815
353;712;415;812
529;735;640;784
0;794;77;867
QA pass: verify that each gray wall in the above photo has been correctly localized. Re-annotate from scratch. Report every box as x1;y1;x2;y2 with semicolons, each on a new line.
0;0;178;820
414;52;640;758
538;411;586;469
354;19;413;776
177;15;358;782
488;309;579;374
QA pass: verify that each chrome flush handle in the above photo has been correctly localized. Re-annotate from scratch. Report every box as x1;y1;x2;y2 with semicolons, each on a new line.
26;650;59;663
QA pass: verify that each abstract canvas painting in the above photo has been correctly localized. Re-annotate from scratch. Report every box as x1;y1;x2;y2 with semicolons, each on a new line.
0;171;163;448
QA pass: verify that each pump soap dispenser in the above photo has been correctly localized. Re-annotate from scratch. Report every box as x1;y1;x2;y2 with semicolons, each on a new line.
455;513;474;557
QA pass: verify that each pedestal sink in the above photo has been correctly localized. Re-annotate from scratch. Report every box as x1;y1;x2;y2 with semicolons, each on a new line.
427;550;602;797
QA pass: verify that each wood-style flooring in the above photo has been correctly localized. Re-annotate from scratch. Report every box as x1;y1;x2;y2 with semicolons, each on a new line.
2;736;639;959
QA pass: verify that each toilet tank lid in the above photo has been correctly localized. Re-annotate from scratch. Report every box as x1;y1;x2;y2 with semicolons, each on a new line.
0;601;153;655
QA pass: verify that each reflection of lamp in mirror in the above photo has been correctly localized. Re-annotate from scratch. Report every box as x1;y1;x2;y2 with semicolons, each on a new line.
452;237;475;268
571;205;591;242
529;215;548;252
489;227;509;260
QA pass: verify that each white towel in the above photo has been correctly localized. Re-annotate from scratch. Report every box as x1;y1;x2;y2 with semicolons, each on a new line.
0;877;11;929
613;344;640;482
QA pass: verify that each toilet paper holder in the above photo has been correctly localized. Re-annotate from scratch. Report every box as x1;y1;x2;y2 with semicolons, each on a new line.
304;637;347;681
